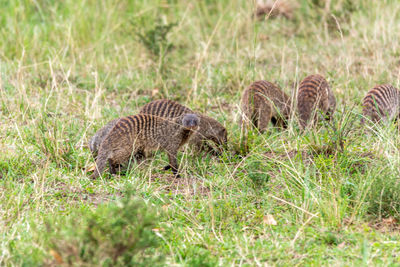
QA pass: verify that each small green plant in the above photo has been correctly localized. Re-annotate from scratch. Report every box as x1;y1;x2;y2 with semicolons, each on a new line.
42;195;164;266
136;20;176;60
33;116;74;167
246;159;271;187
367;168;400;220
322;106;358;154
298;0;358;35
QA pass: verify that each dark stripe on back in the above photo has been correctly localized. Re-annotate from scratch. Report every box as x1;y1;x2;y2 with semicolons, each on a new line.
159;101;168;117
121;117;133;132
154;100;163;116
165;101;174;116
116;120;129;133
136;114;143;132
170;103;178;117
370;89;387;107
126;116;136;133
300;75;327;92
132;115;140;133
151;114;155;136
378;85;391;104
300;79;320;89
253;83;266;94
143;103;151;114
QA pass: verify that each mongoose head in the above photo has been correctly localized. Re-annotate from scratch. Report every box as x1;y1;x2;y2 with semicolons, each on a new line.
181;114;200;130
203;120;228;147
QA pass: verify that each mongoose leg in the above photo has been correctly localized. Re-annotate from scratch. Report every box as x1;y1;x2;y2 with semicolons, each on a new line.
172;169;181;178
163;164;180;177
257;106;272;133
163;165;171;170
312;113;319;127
134;150;146;162
209;145;222;156
272;117;286;129
166;152;180;178
195;141;220;156
324;111;331;121
91;151;98;160
108;159;117;175
277;117;288;129
324;109;336;124
250;110;259;130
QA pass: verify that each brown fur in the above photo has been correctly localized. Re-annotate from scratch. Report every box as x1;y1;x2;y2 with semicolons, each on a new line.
90;113;199;179
297;74;336;129
361;84;400;124
139;99;227;155
241;80;291;133
88;119;118;158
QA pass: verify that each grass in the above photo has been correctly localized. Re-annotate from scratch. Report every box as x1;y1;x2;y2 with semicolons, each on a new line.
1;0;400;265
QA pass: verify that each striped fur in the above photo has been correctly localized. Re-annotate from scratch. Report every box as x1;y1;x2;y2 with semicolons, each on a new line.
140;99;192;118
139;99;227;155
362;84;400;124
297;74;336;129
91;113;199;179
241;80;291;133
89;100;194;157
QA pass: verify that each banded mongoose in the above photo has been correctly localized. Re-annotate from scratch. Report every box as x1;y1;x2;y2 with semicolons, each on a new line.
90;113;200;179
139;99;227;155
361;84;400;124
240;80;291;133
255;0;294;20
297;74;336;129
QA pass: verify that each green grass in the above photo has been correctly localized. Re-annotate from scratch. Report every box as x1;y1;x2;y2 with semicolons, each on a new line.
2;0;400;265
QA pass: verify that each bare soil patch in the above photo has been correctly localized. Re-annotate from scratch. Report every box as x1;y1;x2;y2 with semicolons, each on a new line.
151;174;210;197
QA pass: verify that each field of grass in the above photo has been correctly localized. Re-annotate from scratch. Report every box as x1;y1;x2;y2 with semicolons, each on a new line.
1;0;400;265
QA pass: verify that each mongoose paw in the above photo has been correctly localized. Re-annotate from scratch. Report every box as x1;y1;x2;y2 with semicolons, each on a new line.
163;165;172;170
171;168;180;178
210;149;223;157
